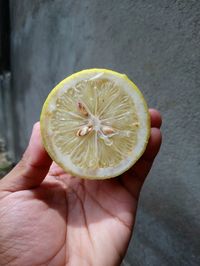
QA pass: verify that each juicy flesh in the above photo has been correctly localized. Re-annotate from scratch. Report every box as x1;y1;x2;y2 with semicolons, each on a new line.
50;79;139;169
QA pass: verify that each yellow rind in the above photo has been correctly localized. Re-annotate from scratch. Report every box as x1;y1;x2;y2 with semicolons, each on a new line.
40;68;150;179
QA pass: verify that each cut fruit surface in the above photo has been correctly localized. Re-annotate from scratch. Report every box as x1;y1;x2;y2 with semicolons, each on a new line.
40;69;150;179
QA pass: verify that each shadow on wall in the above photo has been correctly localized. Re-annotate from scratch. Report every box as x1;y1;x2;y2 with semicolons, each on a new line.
0;1;14;177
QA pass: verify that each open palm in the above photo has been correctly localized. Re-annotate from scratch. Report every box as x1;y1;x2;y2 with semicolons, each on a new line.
0;109;162;266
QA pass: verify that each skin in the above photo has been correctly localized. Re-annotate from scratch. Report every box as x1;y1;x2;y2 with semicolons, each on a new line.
0;109;162;266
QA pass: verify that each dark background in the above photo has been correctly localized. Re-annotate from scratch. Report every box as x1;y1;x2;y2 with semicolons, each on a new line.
0;1;200;265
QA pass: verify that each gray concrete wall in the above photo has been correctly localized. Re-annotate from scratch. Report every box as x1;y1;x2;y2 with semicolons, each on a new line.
9;0;200;265
0;72;14;177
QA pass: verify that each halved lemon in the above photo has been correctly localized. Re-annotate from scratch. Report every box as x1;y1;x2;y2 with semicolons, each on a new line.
40;69;150;179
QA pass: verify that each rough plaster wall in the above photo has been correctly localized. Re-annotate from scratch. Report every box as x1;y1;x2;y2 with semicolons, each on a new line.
10;0;200;265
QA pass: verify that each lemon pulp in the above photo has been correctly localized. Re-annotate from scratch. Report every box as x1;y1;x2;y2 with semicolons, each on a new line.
40;69;150;179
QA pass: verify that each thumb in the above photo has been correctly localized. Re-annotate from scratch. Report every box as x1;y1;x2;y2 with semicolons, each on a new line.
0;122;52;192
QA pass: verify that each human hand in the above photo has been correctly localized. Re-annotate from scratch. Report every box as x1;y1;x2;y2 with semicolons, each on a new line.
0;109;162;266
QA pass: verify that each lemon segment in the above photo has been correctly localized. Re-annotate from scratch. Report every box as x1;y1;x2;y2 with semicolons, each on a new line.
40;69;150;179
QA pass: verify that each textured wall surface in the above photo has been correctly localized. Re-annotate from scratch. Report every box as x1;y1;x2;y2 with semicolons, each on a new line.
10;0;200;265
